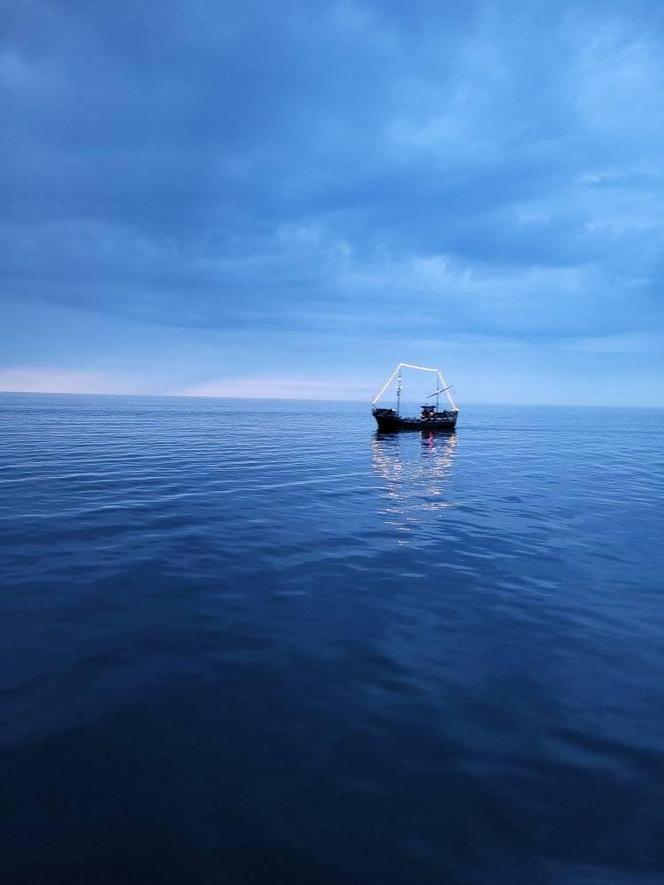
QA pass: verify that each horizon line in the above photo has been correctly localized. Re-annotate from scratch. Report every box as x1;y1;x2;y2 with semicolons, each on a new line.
1;389;662;409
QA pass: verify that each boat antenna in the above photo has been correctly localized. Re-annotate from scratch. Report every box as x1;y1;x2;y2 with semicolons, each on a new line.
396;368;402;415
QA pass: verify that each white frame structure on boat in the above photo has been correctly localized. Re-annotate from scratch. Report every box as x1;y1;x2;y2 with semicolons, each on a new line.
371;362;458;415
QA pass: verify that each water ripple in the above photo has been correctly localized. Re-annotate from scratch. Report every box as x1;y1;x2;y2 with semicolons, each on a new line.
1;395;664;883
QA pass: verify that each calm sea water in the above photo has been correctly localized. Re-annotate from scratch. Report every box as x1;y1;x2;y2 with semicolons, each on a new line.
1;394;663;884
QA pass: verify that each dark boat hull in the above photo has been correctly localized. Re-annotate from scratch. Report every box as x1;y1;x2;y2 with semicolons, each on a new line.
372;408;458;432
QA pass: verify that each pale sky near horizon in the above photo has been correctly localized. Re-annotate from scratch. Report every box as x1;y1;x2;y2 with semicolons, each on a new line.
1;1;663;405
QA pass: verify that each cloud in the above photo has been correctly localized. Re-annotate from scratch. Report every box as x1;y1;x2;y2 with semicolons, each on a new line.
0;367;148;395
182;376;371;400
0;0;663;403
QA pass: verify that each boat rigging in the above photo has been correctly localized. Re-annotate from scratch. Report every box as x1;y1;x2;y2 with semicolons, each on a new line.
371;362;459;431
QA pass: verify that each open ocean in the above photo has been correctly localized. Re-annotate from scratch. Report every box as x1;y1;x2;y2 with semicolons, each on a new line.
1;393;663;885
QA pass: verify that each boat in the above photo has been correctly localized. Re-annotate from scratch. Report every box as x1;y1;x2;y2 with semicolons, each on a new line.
371;362;459;431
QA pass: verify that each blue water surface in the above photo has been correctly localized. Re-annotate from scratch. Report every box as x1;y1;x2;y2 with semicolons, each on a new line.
1;394;663;884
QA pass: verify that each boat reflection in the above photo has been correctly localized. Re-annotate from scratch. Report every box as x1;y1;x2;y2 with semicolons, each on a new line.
371;430;458;539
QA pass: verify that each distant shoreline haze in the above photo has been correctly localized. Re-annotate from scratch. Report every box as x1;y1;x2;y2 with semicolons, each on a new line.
0;391;662;409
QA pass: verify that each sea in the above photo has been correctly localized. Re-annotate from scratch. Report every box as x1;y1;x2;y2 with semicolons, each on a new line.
1;393;663;885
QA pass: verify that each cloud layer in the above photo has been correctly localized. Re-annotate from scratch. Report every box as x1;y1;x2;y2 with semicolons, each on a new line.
1;0;663;402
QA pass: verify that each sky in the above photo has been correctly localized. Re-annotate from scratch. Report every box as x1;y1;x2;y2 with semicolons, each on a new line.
1;0;663;405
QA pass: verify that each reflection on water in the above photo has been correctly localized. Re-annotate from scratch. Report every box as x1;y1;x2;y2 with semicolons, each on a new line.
371;430;457;539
